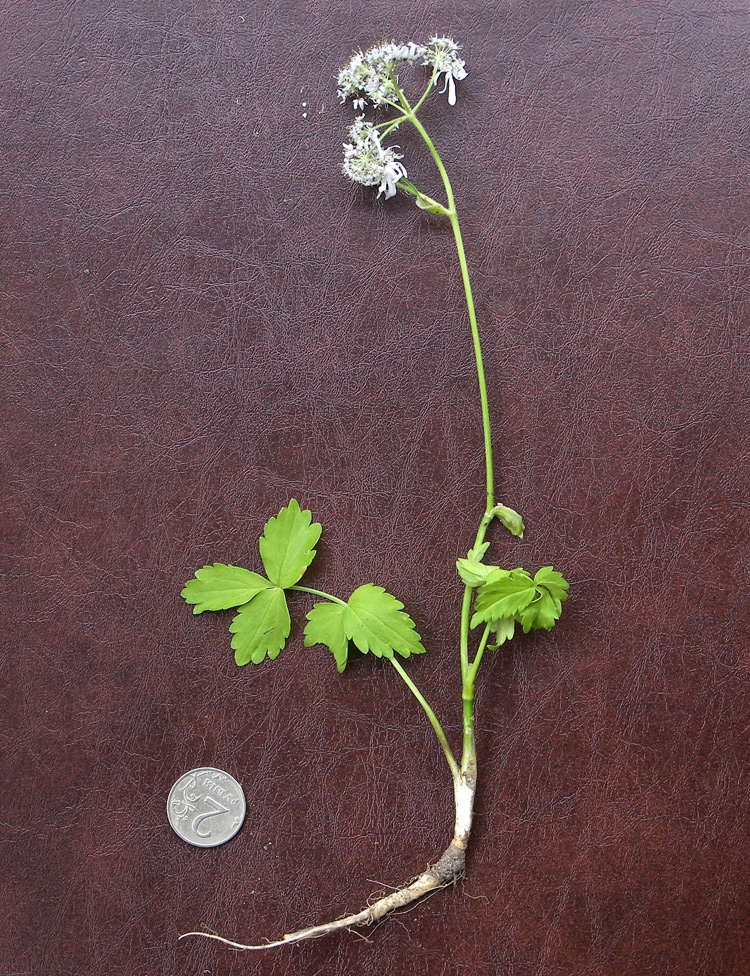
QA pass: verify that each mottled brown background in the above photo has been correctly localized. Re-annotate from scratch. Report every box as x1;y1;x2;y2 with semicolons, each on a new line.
2;1;748;974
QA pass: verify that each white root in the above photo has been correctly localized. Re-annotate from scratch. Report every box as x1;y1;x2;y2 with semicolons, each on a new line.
179;770;476;951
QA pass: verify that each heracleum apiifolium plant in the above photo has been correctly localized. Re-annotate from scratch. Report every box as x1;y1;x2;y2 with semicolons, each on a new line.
179;37;569;951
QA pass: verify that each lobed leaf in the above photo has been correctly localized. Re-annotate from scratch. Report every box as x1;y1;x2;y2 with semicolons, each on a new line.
488;616;516;648
456;558;504;588
473;565;570;634
518;590;562;632
304;602;349;673
471;569;536;627
181;563;273;614
230;587;291;665
533;566;570;604
259;499;322;589
343;584;425;660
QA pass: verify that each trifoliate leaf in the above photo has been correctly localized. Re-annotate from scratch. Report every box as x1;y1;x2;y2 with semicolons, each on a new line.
304;602;349;673
488;616;516;648
259;499;322;589
471;569;536;627
533;566;570;604
491;504;525;538
343;584;426;659
181;564;273;614
456;558;503;588
518;590;562;632
229;587;291;665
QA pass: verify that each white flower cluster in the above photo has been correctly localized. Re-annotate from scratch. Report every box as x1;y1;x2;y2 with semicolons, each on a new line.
337;36;467;110
342;117;407;199
337;42;424;110
426;36;468;107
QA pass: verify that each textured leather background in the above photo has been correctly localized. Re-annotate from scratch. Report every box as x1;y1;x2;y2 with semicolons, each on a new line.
2;1;748;974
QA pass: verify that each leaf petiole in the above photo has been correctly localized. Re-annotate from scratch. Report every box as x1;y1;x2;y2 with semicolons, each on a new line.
290;584;347;607
389;657;458;778
466;624;491;687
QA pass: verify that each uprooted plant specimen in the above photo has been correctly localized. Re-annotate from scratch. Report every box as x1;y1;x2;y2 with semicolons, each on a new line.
178;37;569;951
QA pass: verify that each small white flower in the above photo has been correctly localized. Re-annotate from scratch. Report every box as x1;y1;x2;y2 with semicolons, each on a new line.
342;117;407;199
423;36;467;106
376;155;408;200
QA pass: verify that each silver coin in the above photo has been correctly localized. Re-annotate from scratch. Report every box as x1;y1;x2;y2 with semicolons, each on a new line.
167;767;246;848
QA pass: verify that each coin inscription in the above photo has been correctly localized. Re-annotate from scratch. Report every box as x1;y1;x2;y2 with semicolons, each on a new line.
167;767;246;848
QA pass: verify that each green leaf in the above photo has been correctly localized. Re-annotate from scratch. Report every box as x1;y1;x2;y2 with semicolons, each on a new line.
259;499;322;589
304;602;349;673
343;584;425;659
488;617;516;648
467;541;490;562
456;558;503;588
533;566;570;604
229;587;291;665
181;563;273;614
490;504;525;538
519;590;562;632
471;569;536;627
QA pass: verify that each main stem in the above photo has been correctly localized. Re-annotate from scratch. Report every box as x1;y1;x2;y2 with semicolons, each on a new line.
407;112;495;778
407;114;494;512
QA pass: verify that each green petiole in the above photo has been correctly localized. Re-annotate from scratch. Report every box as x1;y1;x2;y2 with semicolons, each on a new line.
289;584;347;606
389;657;458;778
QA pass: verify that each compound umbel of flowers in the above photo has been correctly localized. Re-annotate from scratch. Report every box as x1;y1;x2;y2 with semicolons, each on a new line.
338;36;468;200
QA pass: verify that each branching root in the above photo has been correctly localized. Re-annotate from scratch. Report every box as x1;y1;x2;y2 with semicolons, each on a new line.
179;838;465;951
179;771;476;951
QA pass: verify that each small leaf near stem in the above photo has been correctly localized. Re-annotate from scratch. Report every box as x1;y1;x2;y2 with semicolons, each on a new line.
490;503;525;538
471;568;568;633
456;557;499;588
398;179;454;216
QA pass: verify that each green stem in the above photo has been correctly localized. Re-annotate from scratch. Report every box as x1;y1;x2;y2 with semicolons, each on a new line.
404;112;497;773
289;585;347;607
411;70;439;115
390;657;458;778
466;624;491;686
459;623;491;775
375;71;435;140
406;113;494;508
388;67;413;114
458;508;495;680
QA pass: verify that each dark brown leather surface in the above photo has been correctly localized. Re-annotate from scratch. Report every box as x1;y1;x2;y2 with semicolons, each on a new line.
2;2;749;974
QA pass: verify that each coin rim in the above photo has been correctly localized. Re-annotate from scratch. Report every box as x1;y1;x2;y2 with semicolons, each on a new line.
167;766;247;848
